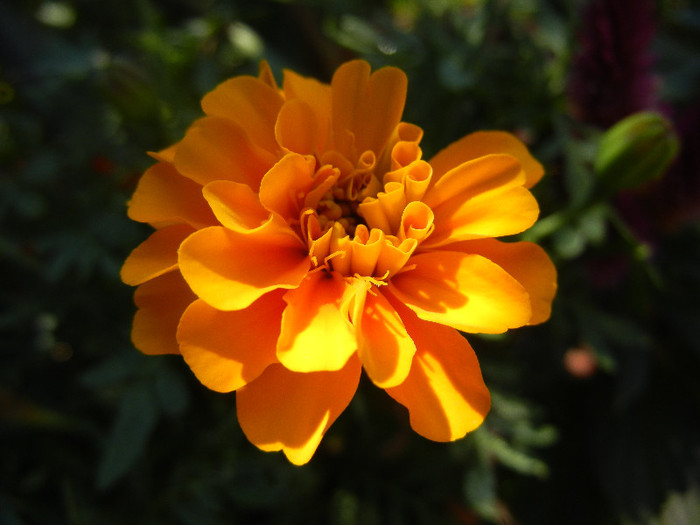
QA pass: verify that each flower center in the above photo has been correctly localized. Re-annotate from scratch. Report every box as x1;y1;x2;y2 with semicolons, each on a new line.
316;194;358;236
316;181;381;239
300;148;434;280
310;149;382;237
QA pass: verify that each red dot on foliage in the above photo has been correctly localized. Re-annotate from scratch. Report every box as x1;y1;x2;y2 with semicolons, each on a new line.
92;155;114;174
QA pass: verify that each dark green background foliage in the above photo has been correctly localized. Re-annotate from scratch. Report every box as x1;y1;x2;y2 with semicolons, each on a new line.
2;0;700;523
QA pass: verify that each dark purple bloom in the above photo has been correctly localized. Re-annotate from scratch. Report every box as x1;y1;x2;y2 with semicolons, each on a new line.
568;0;659;127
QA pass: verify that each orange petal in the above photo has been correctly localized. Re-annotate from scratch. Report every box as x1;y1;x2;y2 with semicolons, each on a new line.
275;99;318;155
257;60;278;90
384;159;432;202
425;154;525;206
303;164;341;211
236;356;362;465
178;226;309;311
148;143;178;164
357;181;406;234
357;65;408;155
355;288;416;388
201;75;283;154
440;239;557;325
202;180;270;232
384;298;491;442
258;154;316;221
389;251;531;333
177;291;285;392
375;237;417;279
330;60;369;155
429;131;544;188
348;227;383;276
121;224;194;286
132;271;196;355
174;116;276;190
331;60;407;156
282;69;331;152
423;154;539;247
277;271;357;372
397;200;434;243
376;122;424;175
127;162;216;229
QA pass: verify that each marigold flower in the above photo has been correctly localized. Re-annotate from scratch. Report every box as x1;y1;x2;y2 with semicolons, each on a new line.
121;60;557;465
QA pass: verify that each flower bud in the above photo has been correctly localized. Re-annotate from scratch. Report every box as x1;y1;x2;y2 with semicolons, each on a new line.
594;111;679;195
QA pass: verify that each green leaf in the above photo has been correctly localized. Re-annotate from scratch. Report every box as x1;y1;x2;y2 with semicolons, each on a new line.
463;457;498;522
553;225;587;259
81;351;143;390
476;428;549;478
658;486;700;525
97;381;158;489
153;362;190;417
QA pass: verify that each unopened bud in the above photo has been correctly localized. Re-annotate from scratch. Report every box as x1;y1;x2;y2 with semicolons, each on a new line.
594;112;679;195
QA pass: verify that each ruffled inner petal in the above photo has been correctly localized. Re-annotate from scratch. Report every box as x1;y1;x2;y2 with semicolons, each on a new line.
132;271;196;355
375;237;417;279
121;224;194;286
384;296;491;442
258;154;316;221
400;160;433;202
277;271;357;372
429;131;545;188
327;223;352;275
358;181;406;234
174;116;276;190
304;219;418;279
376;122;424;175
397;201;434;243
178;226;309;311
127;162;216;229
389;251;531;334
357;198;391;233
177;292;285;392
303;165;340;211
236;356;362;465
349;227;384;276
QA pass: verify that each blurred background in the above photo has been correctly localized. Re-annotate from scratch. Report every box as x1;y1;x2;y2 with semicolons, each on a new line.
2;0;700;523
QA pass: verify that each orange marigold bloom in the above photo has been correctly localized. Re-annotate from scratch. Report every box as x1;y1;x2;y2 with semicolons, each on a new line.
121;60;557;465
